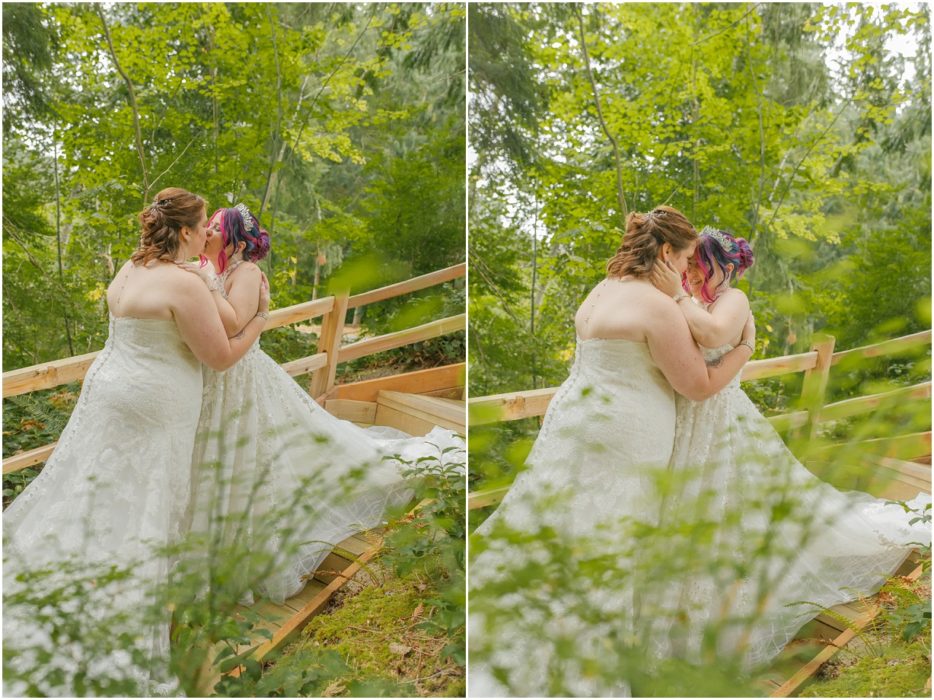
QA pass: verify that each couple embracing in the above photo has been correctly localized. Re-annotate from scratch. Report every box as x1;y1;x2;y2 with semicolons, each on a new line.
469;205;930;697
3;187;464;695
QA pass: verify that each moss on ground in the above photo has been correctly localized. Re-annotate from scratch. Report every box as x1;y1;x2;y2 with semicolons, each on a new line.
799;574;931;698
276;563;465;697
799;637;930;697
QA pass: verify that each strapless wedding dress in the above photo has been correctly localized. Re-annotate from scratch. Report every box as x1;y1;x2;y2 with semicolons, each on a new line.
3;316;203;696
660;343;931;669
185;340;465;605
469;338;677;696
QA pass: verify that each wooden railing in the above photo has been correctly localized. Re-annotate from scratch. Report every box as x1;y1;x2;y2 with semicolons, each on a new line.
468;330;932;510
2;263;466;475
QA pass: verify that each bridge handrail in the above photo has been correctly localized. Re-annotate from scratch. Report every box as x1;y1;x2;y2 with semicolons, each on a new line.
467;330;932;510
2;263;466;474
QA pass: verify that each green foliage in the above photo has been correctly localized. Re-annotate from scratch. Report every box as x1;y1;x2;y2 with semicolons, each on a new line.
210;446;467;697
3;2;465;371
468;2;931;406
4;428;465;697
798;548;931;697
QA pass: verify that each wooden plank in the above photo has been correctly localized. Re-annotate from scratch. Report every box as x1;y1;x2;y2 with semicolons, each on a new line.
265;297;334;331
282;579;328;614
336;533;377;557
329;363;465;402
421;387;464;399
740;351;818;382
792;337;836;443
862;457;931;500
819;381;932;422
373;404;439;437
309;294;349;398
312;551;354;585
337;313;466;363
767;410;810;432
468;485;510;511
770;561;925;698
3;351;99;398
281;352;328;378
243;538;383;663
3;442;57;474
831;330;931;366
815;432;931;463
468;387;557;425
346;263;466;309
377;390;465;432
324;399;377;425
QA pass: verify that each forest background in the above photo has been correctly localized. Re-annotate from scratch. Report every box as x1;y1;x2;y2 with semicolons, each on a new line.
3;1;465;373
2;3;466;695
469;2;931;489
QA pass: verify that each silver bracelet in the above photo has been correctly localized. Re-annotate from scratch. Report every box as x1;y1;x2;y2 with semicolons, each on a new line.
738;339;755;353
672;291;689;303
255;310;270;321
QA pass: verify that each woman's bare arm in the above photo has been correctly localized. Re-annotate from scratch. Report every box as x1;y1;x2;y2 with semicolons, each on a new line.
650;260;751;348
169;271;269;371
677;288;749;347
645;296;754;401
221;264;262;336
177;261;262;336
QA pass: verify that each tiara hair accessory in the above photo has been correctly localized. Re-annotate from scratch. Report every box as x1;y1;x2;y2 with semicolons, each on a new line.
235;202;254;231
701;226;732;251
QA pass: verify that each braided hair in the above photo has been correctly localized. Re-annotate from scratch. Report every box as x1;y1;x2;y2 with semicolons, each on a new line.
133;187;206;265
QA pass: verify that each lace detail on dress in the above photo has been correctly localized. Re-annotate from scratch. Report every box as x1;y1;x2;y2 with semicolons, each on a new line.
470;338;677;696
4;316;203;695
187;342;464;605
664;354;931;669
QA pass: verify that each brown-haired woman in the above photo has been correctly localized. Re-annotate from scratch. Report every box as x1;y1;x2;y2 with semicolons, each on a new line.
468;205;757;696
3;187;271;695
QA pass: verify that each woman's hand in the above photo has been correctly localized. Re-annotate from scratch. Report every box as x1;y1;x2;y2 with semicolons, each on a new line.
176;258;218;287
650;260;684;298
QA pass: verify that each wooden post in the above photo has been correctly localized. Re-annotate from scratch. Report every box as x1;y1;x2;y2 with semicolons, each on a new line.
309;293;349;398
794;335;836;443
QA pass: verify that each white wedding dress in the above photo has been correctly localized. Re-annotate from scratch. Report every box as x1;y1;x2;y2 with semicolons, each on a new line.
3;316;203;696
660;342;931;669
469;338;678;697
185;338;465;605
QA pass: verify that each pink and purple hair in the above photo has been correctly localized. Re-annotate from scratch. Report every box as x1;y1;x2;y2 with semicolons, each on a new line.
690;227;755;304
211;205;271;274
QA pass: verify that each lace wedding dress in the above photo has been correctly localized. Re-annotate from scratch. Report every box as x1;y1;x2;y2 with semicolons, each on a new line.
3;316;204;696
185;337;465;605
469;338;678;697
660;342;931;669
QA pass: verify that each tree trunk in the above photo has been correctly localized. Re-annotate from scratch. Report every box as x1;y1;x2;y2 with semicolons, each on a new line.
96;5;149;203
575;5;628;223
52;140;74;356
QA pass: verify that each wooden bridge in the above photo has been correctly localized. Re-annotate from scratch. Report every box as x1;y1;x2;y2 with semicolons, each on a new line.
467;330;931;697
2;262;466;686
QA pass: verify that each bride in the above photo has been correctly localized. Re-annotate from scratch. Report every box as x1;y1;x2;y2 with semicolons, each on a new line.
650;227;931;670
182;203;465;606
3;188;270;696
468;206;756;697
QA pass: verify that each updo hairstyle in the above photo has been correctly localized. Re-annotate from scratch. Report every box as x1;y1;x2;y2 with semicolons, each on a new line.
133;187;206;266
606;205;697;278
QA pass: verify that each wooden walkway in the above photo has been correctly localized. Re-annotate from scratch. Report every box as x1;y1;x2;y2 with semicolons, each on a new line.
206;366;465;688
467;330;931;697
1;263;467;691
232;529;384;665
